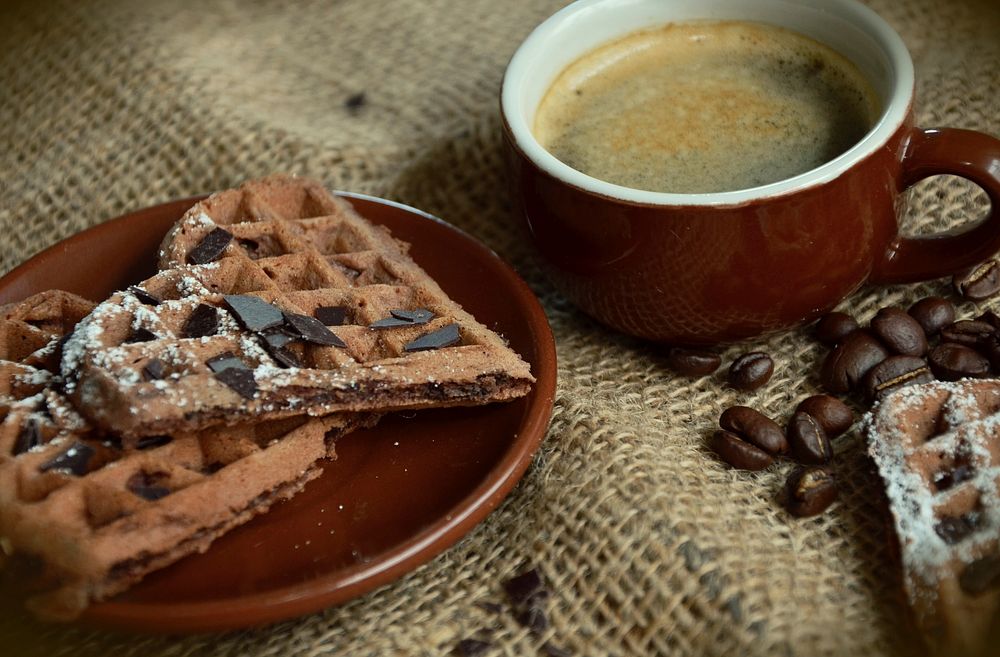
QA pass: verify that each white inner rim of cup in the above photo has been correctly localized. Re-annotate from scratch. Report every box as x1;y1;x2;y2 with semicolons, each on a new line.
501;0;914;206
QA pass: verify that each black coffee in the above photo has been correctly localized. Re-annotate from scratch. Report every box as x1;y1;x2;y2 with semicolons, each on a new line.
533;21;881;193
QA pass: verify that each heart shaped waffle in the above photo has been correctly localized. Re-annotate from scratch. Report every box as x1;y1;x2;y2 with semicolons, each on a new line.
0;291;370;619
865;379;1000;656
62;175;534;438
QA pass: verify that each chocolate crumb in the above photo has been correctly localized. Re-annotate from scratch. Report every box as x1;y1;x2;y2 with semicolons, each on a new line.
39;442;94;476
127;286;161;306
284;312;346;347
404;324;460;351
142;358;165;381
187;227;233;265
183;303;219;338
314;305;349;326
345;92;366;113
453;638;491;657
13;419;40;455
214;367;257;399
223;295;285;332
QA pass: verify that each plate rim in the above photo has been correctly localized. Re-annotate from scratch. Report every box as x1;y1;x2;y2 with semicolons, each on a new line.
0;191;557;634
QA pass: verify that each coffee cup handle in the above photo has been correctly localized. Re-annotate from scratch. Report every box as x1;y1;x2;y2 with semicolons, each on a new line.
870;127;1000;285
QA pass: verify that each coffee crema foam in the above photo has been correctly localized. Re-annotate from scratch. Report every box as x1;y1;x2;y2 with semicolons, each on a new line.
533;21;882;194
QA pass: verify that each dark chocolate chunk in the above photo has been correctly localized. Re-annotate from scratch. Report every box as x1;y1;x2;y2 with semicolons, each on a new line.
270;347;302;368
960;555;1000;596
214;367;257;399
183;303;219;338
126;472;171;501
369;316;413;328
13;419;41;455
503;568;543;605
39;442;94;476
453;638;491;657
262;331;295;349
314;305;349;326
404;324;460;351
935;513;980;544
260;331;303;368
223;295;284;332
136;435;172;450
391;308;434;324
187;227;233;265
284;312;346;347
206;351;248;373
125;327;158;343
370;308;435;328
127;286;161;306
142;358;166;381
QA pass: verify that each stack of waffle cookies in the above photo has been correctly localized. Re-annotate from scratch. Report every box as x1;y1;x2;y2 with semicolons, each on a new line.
866;380;1000;656
0;176;534;619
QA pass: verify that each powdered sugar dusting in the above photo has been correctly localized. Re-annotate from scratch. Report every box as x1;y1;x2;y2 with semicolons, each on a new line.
864;379;1000;602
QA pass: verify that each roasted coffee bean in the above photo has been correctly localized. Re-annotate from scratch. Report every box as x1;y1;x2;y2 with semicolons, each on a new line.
708;430;773;470
862;355;934;402
976;310;1000;330
907;297;955;337
787;411;832;464
719;406;788;455
814;312;858;346
939;320;996;349
665;347;721;376
820;330;890;394
954;259;1000;300
985;339;1000;373
727;352;774;391
795;395;853;438
870;308;927;356
959;555;1000;596
784;466;838;517
928;343;991;381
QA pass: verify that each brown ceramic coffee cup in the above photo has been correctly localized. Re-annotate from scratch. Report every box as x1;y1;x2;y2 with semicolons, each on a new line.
500;0;1000;345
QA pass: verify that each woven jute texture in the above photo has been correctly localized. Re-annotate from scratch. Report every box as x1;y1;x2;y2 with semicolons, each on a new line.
1;0;999;655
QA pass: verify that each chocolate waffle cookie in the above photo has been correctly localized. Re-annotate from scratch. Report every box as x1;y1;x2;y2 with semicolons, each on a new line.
63;175;534;437
0;291;368;619
865;379;1000;656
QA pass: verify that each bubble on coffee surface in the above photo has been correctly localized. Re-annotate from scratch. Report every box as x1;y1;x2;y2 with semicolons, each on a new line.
533;21;882;194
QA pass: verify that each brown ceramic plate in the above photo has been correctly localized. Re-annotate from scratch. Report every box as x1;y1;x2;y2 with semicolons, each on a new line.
0;192;556;634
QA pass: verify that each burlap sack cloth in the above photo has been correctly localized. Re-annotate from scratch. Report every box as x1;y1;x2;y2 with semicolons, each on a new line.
1;0;998;654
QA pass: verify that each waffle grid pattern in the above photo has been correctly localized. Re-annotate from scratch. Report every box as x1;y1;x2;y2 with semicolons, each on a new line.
64;176;533;437
0;291;364;620
866;380;1000;655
